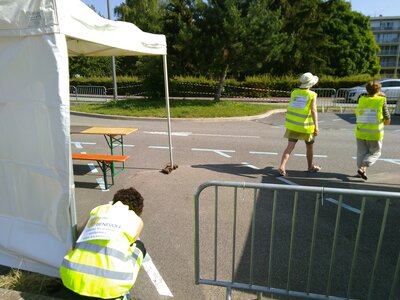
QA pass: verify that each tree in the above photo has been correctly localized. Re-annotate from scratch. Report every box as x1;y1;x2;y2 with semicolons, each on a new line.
319;0;380;76
163;0;203;76
114;0;166;96
268;0;380;76
195;0;287;100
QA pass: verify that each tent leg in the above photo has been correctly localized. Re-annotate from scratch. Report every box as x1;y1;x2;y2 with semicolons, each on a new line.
162;55;176;173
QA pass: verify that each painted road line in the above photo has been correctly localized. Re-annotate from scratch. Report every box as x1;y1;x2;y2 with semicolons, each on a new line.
249;151;278;155
71;141;96;149
192;148;235;158
144;131;260;138
325;197;360;214
112;143;135;148
272;125;284;129
277;176;297;185
241;162;261;170
149;146;174;150
352;156;400;165
80;152;98;173
144;131;191;137
276;175;360;214
192;133;260;138
96;178;108;192
294;154;328;158
88;163;98;173
143;253;173;297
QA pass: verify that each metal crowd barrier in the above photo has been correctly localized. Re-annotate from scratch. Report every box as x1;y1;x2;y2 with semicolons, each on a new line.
194;180;400;299
70;85;107;102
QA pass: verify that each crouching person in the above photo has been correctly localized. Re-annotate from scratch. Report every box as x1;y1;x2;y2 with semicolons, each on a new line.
60;187;146;300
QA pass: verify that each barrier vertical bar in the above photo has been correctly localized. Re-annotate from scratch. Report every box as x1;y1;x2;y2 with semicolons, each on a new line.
347;197;366;298
214;186;219;281
231;187;238;282
267;190;278;288
326;195;343;295
367;198;390;300
286;192;299;291
249;188;258;285
194;185;200;284
389;251;400;300
306;193;321;293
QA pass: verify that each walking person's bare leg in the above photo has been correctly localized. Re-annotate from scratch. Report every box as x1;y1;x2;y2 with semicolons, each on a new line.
306;142;321;172
279;140;296;176
306;143;313;171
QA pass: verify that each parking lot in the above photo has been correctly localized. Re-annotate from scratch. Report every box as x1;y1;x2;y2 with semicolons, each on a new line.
53;111;400;299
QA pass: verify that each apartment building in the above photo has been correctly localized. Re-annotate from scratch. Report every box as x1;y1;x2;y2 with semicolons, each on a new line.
370;16;400;78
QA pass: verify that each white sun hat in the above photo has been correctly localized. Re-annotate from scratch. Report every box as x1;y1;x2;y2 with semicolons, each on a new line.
299;72;319;88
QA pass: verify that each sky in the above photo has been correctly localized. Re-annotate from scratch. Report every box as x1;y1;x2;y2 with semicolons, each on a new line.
82;0;400;19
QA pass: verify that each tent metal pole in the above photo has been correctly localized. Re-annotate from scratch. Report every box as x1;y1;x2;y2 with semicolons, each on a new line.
107;0;118;100
163;54;174;168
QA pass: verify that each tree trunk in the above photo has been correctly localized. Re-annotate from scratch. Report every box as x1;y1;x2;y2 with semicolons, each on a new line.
214;63;229;101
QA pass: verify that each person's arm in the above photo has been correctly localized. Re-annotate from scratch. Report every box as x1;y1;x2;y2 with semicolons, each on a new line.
383;99;391;125
131;218;144;242
311;96;319;136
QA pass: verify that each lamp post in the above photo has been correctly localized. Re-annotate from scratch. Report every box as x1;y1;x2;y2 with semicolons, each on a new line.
107;0;118;100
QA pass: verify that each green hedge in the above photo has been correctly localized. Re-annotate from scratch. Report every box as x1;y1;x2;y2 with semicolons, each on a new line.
70;74;381;98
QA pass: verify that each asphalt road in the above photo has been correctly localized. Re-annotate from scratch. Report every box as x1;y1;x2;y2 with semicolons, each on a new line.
51;111;400;300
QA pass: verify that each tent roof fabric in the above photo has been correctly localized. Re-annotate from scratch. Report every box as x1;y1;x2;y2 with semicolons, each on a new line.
0;0;167;56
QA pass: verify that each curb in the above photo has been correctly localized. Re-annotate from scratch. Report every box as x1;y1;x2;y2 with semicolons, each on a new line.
70;108;286;122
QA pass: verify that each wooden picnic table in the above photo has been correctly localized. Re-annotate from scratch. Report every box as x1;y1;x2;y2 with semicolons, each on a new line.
71;126;138;179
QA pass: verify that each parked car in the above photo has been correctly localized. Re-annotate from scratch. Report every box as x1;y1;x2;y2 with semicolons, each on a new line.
346;79;400;103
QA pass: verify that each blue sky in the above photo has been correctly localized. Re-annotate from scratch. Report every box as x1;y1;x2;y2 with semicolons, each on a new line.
82;0;400;19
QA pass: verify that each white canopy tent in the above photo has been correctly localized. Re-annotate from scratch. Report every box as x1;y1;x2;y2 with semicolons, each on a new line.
0;0;172;277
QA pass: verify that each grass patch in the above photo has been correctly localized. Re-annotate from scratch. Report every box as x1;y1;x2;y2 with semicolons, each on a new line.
71;98;284;118
0;269;61;296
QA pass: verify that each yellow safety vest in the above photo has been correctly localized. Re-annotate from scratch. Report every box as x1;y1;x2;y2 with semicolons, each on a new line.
59;202;144;299
355;95;385;141
285;89;317;133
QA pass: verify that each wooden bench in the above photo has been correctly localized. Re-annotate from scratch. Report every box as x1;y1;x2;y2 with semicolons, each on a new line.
72;153;129;189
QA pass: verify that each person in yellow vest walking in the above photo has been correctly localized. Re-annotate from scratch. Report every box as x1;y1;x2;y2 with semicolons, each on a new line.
355;81;391;181
278;72;321;176
60;187;146;300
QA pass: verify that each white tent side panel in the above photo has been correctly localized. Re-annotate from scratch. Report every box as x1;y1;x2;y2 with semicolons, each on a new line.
0;33;75;277
0;0;168;277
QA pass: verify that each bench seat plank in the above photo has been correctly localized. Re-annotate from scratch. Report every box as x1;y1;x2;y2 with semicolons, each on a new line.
72;153;129;162
72;153;130;189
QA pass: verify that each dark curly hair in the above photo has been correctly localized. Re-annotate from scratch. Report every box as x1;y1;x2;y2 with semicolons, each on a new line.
112;187;144;216
366;80;381;96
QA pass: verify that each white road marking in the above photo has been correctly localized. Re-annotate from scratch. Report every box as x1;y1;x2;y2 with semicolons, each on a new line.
142;253;173;297
277;176;297;185
249;151;278;155
325;198;360;214
332;118;342;122
144;131;191;137
192;148;235;158
88;163;98;173
241;162;261;170
71;141;96;149
143;131;259;138
294;154;328;158
96;178;108;192
276;174;360;214
192;133;260;138
272;125;284;129
149;146;174;150
112;143;135;148
352;156;400;165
